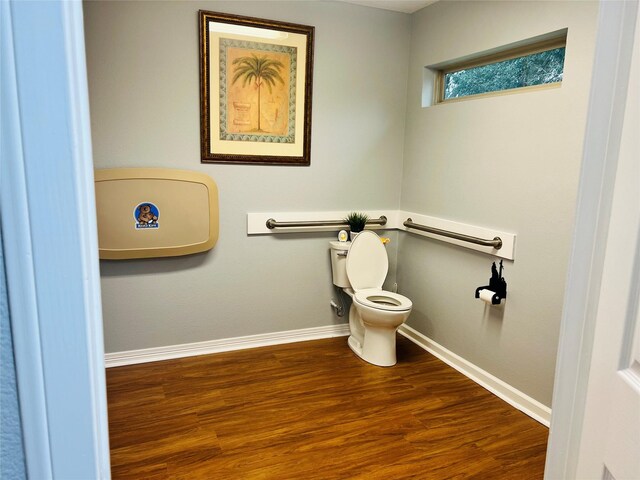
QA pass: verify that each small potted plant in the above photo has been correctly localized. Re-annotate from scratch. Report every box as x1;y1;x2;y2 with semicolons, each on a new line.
344;212;369;240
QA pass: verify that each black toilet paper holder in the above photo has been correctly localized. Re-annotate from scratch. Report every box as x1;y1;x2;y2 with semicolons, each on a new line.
475;260;507;305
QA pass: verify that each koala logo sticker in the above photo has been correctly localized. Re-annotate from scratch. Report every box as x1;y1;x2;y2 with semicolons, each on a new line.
134;202;159;229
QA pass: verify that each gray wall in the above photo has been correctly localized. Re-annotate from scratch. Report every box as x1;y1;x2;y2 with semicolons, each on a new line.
86;0;600;407
84;1;410;352
398;0;599;406
0;233;27;479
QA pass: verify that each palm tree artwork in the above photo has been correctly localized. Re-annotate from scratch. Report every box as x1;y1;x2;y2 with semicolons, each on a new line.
231;53;285;133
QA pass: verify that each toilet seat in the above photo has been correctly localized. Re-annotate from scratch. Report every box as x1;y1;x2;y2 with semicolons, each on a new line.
354;288;412;312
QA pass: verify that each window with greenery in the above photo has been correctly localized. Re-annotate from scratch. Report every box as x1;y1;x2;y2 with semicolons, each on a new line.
436;36;566;103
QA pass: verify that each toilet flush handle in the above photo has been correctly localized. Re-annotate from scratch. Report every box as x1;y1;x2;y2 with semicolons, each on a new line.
337;251;348;257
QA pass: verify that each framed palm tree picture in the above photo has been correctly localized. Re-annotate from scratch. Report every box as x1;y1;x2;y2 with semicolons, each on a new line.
199;11;314;165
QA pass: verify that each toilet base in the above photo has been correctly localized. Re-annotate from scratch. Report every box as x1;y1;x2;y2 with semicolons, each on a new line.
348;330;397;367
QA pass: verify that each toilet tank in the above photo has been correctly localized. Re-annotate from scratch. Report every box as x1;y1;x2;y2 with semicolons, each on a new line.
329;241;351;288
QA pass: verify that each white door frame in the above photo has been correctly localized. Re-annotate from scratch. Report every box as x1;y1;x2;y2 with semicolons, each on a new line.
545;1;639;478
1;0;110;478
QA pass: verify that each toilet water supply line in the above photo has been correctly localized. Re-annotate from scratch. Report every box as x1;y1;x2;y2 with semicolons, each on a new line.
330;286;346;317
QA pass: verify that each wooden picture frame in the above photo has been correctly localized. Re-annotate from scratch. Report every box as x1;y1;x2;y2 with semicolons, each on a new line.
199;10;314;166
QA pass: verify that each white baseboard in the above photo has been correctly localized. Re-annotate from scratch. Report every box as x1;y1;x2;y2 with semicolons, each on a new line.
105;322;551;427
398;324;551;427
104;324;351;368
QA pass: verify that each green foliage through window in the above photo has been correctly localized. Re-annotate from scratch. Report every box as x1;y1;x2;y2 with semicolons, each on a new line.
443;47;566;100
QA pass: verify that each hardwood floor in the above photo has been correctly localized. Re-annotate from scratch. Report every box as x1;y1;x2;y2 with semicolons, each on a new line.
106;335;549;479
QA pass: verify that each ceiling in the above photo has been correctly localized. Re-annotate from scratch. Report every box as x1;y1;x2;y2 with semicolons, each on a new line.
340;0;437;14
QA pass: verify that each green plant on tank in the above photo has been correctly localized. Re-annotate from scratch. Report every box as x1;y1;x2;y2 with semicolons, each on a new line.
344;212;369;233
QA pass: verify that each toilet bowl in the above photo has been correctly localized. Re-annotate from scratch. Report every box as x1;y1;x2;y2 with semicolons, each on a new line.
330;231;412;367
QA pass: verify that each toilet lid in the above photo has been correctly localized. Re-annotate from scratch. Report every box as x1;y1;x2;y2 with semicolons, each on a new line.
346;230;388;290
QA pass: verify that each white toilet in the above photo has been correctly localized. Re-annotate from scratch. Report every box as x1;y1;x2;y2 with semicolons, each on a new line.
330;230;412;367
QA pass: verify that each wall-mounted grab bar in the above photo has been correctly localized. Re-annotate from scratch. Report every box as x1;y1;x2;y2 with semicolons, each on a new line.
266;215;387;230
403;218;502;250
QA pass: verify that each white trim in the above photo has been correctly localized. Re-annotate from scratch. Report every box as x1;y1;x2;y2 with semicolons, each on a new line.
107;322;551;425
105;324;351;368
1;1;110;477
398;210;516;260
545;2;639;478
1;2;53;476
62;2;111;476
247;209;515;259
399;324;551;426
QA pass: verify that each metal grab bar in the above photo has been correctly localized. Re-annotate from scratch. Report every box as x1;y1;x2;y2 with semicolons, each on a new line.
266;215;387;230
403;218;502;250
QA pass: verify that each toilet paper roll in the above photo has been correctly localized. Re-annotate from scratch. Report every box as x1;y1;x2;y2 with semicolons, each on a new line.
479;288;496;305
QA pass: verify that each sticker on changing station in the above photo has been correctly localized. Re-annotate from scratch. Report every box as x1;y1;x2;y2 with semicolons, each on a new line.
134;202;159;229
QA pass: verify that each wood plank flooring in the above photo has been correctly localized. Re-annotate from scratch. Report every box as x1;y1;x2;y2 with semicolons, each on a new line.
106;335;549;479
